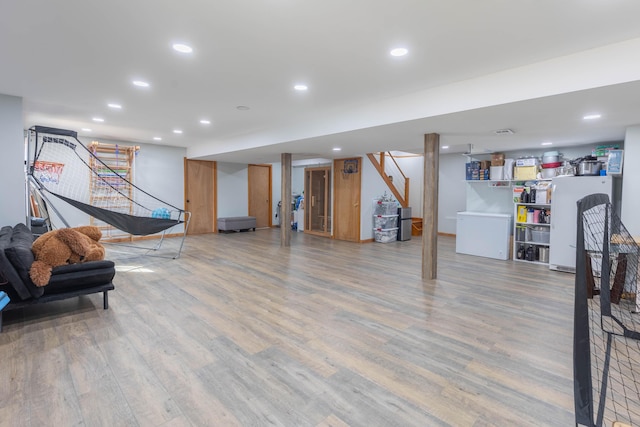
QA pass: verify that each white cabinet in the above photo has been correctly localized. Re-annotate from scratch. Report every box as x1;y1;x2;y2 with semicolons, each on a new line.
513;202;551;264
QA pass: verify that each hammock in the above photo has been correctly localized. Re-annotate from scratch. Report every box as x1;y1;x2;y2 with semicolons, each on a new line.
27;126;190;257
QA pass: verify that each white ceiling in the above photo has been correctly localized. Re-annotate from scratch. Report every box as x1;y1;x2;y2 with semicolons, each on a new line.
2;0;640;163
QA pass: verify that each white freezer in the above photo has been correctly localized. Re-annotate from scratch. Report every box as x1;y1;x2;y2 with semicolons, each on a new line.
549;175;613;272
455;212;513;260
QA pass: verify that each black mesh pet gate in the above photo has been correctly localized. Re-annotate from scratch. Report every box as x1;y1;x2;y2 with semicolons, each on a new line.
574;193;640;427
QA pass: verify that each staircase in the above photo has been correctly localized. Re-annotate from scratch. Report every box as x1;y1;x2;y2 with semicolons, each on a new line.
367;152;423;236
367;152;409;207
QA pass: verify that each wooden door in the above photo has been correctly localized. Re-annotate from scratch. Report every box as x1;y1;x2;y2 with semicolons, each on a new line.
333;158;362;242
248;164;271;228
184;159;216;235
305;166;331;236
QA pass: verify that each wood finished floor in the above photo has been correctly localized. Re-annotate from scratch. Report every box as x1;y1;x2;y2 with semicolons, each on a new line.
0;229;576;426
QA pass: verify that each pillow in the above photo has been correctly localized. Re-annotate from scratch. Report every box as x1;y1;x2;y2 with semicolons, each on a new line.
6;224;43;298
0;225;31;300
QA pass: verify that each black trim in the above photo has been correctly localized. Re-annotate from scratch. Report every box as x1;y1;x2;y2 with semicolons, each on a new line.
30;126;78;138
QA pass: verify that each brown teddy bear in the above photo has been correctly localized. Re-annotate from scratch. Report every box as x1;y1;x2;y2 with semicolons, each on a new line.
29;225;105;287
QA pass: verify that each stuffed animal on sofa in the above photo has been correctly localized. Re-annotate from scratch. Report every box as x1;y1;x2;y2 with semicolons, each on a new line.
29;226;105;287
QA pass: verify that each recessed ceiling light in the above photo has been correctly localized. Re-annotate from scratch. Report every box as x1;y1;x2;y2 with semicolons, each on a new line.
108;103;122;109
172;43;193;53
236;106;250;110
200;119;211;125
390;47;408;57
153;137;162;141
333;147;341;151
133;80;150;88
92;117;104;122
442;145;449;149
294;84;308;91
583;114;601;120
173;129;183;134
541;141;553;146
82;128;92;132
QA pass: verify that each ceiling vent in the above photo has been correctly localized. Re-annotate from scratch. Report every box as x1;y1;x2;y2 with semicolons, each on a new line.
494;129;514;135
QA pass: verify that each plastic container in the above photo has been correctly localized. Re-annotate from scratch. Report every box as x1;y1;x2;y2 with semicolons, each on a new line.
374;215;398;229
373;201;398;215
529;228;550;244
526;209;534;223
539;246;549;263
374;228;398;243
490;165;504;180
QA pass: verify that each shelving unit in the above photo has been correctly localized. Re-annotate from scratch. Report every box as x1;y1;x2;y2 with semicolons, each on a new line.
513;202;551;265
466;179;513;188
89;141;139;241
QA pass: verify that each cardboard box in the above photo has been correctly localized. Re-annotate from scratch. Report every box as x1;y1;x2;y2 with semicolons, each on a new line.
513;186;525;202
517;206;528;223
491;153;505;166
515;158;538;167
514;166;538;180
465;161;480;180
480;160;491;170
535;188;551;204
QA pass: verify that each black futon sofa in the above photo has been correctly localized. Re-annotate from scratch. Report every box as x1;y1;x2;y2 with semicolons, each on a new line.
0;223;115;331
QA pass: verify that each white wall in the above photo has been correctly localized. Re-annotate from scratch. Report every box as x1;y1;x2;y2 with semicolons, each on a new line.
395;155;424;216
134;142;186;210
621;125;640;235
0;94;25;227
216;162;249;217
292;166;305;196
438;154;468;234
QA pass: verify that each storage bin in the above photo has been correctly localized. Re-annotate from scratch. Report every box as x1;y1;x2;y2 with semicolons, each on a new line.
374;227;398;243
529;228;550;244
374;215;398;229
490;166;504;180
373;201;398;215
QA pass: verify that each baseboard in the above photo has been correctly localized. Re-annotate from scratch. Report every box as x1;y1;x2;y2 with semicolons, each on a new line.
438;232;456;237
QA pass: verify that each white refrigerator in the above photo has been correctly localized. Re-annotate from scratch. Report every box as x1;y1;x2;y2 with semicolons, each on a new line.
548;175;613;272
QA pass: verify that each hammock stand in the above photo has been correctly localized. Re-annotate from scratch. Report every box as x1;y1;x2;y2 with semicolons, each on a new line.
26;126;190;259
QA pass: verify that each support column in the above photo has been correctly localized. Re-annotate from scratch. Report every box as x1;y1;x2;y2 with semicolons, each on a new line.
281;153;292;247
422;133;439;280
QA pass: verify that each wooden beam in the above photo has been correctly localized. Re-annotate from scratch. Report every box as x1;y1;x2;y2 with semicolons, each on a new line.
422;133;439;280
281;153;292;247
